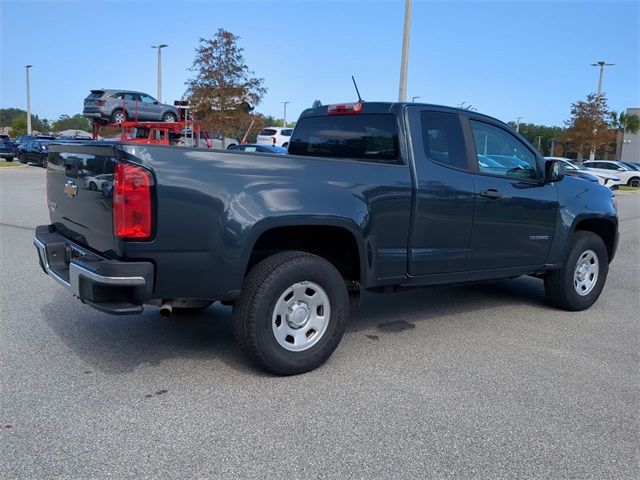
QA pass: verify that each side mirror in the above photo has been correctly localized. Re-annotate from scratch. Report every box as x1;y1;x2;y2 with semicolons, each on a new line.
545;160;564;183
617;167;625;171
154;101;159;105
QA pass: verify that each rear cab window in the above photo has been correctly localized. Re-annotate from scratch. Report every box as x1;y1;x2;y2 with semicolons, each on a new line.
288;114;400;163
259;129;277;136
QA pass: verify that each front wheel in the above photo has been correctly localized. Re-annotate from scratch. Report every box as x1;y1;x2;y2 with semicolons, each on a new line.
234;251;349;375
544;231;609;311
162;113;177;122
628;177;640;188
89;182;97;191
18;154;26;164
5;157;13;162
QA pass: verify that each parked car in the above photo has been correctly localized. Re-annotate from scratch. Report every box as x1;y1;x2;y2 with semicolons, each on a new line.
35;101;618;375
256;127;293;147
228;144;288;154
545;157;621;188
14;134;55;146
620;161;640;171
0;134;16;161
17;140;50;167
583;160;640;187
83;89;179;124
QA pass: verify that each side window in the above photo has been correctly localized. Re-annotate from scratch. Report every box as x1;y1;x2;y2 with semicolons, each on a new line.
470;120;538;180
140;94;156;104
420;111;467;170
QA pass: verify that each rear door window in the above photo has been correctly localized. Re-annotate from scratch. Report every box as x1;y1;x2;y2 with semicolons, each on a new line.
281;129;293;136
288;114;400;162
420;111;467;170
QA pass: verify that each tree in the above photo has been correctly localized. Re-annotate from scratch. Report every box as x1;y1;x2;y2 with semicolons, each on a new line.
1;108;49;133
312;99;322;108
52;114;91;133
560;93;615;161
185;29;267;141
506;122;565;156
610;111;640;160
9;116;28;137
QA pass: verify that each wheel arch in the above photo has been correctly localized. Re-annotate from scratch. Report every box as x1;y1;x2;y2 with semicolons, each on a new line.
572;216;618;263
242;219;367;288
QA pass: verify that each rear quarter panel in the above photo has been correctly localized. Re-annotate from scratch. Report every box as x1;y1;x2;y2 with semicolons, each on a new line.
117;145;413;300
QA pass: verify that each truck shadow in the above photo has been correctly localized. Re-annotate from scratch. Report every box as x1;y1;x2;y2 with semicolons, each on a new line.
40;276;549;376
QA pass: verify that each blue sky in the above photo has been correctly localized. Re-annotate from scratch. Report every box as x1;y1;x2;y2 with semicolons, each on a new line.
1;0;638;127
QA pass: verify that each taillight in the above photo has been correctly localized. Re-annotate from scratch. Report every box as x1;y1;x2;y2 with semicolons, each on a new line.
271;137;276;144
327;102;363;115
113;163;153;240
97;100;106;106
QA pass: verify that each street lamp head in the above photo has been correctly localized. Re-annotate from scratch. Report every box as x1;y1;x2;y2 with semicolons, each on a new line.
591;61;615;67
25;64;33;69
151;44;168;49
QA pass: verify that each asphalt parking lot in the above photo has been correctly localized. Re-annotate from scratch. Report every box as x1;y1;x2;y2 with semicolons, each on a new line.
1;164;638;479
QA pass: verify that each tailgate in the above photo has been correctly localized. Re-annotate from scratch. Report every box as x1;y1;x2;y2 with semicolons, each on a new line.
46;143;118;254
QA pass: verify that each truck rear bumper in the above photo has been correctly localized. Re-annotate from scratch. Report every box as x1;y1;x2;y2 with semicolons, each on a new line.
34;225;154;315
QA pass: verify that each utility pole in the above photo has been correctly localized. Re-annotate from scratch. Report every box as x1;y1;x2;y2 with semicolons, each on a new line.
589;61;614;160
515;116;524;132
25;65;33;134
398;0;412;101
282;101;290;127
410;96;420;102
536;136;542;151
151;44;168;102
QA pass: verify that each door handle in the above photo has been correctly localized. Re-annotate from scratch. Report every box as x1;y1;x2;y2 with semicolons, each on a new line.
480;189;503;199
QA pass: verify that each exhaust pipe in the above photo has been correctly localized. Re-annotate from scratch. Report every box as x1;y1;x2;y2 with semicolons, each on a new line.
159;301;173;317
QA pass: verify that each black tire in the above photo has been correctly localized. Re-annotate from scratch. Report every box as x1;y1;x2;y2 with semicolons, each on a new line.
282;142;289;149
233;251;349;375
162;113;177;122
89;182;97;191
226;144;237;150
110;109;127;124
18;154;26;164
544;231;609;311
628;177;640;188
41;158;47;168
5;157;13;162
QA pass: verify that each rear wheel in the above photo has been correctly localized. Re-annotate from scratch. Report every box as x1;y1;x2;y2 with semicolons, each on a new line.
544;231;609;311
282;142;289;148
89;182;97;191
18;153;26;164
162;113;177;122
5;157;13;162
111;110;127;124
628;177;640;188
234;251;349;375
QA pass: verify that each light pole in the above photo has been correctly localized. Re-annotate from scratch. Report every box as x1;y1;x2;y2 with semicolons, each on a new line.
549;137;559;157
151;44;168;102
515;116;524;132
536;136;542;151
410;96;420;102
398;0;412;101
589;60;614;160
281;101;290;127
25;65;33;134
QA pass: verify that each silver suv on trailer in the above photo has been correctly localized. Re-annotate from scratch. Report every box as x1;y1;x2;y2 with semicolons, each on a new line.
83;89;179;124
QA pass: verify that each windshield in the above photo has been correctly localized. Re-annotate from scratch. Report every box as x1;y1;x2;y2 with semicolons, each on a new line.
567;161;587;170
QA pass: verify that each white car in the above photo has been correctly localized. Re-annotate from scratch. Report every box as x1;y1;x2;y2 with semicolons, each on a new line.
583;160;640;187
257;127;293;148
84;174;113;191
545;157;622;188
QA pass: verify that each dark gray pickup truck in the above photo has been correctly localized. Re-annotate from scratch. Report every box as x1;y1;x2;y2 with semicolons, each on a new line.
35;101;619;374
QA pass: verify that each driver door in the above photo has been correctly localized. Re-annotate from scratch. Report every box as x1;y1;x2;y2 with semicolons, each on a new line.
465;117;558;270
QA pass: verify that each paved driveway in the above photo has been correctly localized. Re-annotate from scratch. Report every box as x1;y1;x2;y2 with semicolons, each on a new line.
1;166;638;479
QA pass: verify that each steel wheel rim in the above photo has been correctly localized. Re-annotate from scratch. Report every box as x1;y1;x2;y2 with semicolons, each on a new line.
114;112;125;123
573;249;599;296
272;281;331;352
164;115;175;122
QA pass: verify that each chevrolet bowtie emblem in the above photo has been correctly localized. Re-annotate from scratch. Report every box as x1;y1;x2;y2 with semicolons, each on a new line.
64;180;78;198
